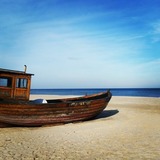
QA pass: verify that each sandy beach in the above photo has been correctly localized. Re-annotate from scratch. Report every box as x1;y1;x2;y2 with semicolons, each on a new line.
0;95;160;160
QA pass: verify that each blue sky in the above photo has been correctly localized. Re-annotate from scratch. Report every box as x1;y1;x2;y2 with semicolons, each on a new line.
0;0;160;88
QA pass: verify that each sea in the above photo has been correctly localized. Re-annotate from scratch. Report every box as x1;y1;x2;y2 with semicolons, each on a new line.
31;88;160;98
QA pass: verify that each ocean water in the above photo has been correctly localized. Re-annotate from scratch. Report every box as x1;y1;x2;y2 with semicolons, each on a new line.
31;88;160;97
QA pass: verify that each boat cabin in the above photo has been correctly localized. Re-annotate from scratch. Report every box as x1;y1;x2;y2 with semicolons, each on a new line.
0;68;34;101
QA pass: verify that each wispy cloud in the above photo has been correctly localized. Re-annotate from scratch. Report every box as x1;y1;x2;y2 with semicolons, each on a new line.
150;20;160;42
153;20;160;33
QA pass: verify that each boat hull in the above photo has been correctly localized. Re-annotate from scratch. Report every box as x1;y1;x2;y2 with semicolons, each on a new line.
0;90;112;127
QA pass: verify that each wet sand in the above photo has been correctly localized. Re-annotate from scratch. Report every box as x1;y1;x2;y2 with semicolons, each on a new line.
0;95;160;160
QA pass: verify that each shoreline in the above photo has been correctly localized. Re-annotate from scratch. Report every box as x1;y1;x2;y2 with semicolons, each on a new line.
30;94;160;99
30;94;160;106
0;95;160;159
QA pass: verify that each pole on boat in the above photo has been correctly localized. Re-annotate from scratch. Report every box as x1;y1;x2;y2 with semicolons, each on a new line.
24;65;27;73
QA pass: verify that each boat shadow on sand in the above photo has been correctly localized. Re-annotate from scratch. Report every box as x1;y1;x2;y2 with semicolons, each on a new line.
93;109;119;121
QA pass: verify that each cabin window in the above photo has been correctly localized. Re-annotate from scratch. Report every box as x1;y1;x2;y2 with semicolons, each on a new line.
0;77;12;87
16;78;28;88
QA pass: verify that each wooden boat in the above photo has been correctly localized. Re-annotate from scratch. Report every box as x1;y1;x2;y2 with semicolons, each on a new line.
0;91;112;127
0;68;112;127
